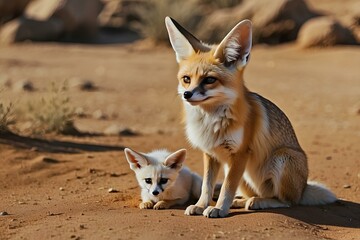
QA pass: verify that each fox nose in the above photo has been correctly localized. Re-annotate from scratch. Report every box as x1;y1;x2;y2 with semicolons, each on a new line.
152;190;159;196
183;91;193;99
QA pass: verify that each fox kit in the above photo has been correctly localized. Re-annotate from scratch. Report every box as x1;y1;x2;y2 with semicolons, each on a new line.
165;17;337;218
124;148;202;209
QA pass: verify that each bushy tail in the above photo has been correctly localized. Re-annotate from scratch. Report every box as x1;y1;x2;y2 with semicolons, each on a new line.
300;181;337;205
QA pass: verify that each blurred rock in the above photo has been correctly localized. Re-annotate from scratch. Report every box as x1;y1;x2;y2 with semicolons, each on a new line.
0;0;31;24
0;17;63;44
297;17;357;48
98;0;142;29
12;79;34;92
103;124;122;135
92;109;107;120
197;0;318;44
52;0;103;38
74;107;87;118
1;0;103;43
104;124;139;136
25;0;59;20
69;78;97;91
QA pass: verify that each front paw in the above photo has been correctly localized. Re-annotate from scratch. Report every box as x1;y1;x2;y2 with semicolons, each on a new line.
153;201;169;210
203;206;228;218
139;201;154;209
184;205;205;215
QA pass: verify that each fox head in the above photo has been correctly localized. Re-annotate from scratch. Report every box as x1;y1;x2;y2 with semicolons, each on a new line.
124;148;186;198
165;17;252;109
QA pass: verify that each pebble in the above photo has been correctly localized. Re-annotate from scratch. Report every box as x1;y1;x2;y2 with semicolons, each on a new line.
119;128;138;136
103;125;139;136
343;185;351;189
13;79;34;92
108;188;119;193
92;109;107;120
0;211;9;216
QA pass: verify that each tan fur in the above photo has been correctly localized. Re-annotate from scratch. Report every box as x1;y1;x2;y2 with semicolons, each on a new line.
165;17;336;218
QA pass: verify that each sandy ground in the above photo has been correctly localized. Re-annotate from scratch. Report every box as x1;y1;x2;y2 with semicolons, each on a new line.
0;41;359;240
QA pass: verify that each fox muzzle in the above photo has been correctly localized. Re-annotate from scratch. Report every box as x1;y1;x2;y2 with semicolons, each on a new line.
183;91;193;99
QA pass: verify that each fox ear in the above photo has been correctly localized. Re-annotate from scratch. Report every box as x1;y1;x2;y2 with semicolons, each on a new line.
214;19;252;67
124;148;149;170
165;16;210;62
163;149;186;169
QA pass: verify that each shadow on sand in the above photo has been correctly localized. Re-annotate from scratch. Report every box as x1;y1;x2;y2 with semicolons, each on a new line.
229;200;360;229
0;131;124;153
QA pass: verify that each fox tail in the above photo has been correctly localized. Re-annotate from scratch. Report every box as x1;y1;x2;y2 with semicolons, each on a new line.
300;181;337;205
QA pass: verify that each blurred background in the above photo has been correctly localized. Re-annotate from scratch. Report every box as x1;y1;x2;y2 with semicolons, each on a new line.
0;0;359;136
1;1;359;239
0;0;359;45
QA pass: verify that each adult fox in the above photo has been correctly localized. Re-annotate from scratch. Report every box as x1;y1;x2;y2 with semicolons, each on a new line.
165;17;337;218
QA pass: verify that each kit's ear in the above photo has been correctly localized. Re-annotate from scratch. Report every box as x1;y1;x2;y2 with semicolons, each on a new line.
214;19;252;67
163;149;186;170
165;16;210;62
124;148;149;170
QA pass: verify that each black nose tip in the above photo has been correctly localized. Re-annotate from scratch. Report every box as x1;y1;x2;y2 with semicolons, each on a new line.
183;91;193;99
152;190;159;196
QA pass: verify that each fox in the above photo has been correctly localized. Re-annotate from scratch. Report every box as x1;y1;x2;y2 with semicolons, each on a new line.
124;148;202;209
165;17;337;218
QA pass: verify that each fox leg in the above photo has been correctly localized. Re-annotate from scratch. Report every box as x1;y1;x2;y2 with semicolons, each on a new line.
203;154;248;218
247;148;308;210
153;199;184;210
185;153;220;215
231;178;257;208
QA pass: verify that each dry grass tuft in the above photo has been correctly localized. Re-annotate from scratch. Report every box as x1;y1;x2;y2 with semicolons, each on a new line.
27;82;77;135
0;100;15;133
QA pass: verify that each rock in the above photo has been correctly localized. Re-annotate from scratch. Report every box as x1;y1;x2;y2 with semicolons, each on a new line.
297;17;357;48
197;0;318;44
343;184;351;189
24;0;60;21
0;211;9;216
13;0;102;42
108;188;119;193
0;17;63;44
104;124;139;136
74;107;86;118
69;78;97;91
12;79;34;92
103;124;122;135
92;109;107;120
119;128;138;137
52;0;102;38
0;0;32;24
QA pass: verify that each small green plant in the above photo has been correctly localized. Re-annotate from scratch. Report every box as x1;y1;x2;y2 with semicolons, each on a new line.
27;81;76;135
0;101;14;133
136;0;199;43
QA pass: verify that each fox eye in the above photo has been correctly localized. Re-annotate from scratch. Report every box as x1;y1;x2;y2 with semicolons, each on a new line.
145;178;152;184
159;178;168;185
203;77;217;84
182;76;191;84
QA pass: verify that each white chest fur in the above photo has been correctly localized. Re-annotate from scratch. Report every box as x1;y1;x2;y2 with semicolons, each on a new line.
185;104;244;158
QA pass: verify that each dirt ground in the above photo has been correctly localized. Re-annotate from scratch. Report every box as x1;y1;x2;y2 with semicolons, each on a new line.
0;37;359;240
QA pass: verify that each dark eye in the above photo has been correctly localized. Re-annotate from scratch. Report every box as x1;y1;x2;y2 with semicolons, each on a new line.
183;76;191;84
203;77;217;84
145;178;152;184
159;178;168;185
